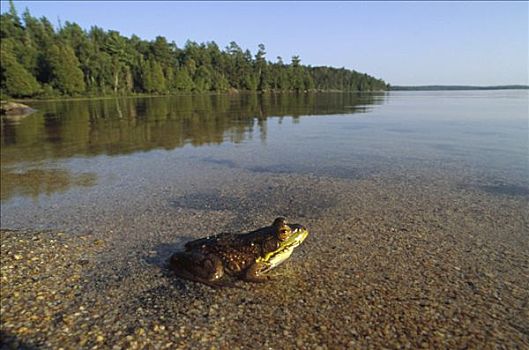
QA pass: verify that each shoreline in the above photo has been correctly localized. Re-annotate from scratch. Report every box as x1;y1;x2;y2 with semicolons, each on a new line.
4;87;526;104
2;89;388;104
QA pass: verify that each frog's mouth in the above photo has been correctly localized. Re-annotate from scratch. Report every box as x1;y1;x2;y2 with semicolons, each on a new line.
283;225;309;248
258;225;309;270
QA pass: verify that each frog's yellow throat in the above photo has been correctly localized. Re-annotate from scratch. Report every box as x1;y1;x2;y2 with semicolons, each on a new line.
257;226;308;271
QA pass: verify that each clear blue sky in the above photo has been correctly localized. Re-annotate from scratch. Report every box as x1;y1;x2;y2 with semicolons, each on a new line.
2;1;528;85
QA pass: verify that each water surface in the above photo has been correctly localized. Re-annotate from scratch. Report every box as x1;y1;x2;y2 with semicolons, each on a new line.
1;91;527;231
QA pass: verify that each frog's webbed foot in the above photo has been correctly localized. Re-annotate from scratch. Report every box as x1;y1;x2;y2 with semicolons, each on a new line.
242;262;273;283
265;272;284;280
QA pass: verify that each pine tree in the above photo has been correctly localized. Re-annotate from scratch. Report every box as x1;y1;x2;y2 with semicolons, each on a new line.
0;39;41;97
211;71;229;92
290;56;305;92
194;65;212;92
174;68;194;91
45;44;85;94
255;44;269;91
150;60;166;93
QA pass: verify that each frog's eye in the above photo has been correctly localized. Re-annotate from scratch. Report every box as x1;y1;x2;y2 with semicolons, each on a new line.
272;217;287;226
278;227;291;241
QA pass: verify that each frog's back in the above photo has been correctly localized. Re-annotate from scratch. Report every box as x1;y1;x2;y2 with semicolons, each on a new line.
183;232;233;250
185;226;276;250
183;226;279;275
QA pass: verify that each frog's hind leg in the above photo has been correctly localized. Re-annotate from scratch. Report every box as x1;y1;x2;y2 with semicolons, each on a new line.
169;252;233;288
172;265;229;288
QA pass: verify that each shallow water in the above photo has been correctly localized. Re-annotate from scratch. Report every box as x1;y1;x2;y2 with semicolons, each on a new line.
1;90;528;232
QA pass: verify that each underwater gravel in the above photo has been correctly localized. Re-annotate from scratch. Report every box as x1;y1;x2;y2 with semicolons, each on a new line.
1;169;529;349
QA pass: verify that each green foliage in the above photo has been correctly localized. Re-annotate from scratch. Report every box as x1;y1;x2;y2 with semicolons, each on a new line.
193;66;212;92
0;39;41;97
174;68;194;92
0;5;387;97
45;44;86;95
142;59;165;93
211;71;229;92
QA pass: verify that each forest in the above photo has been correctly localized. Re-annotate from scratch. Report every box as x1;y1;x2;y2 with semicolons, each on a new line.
0;2;388;98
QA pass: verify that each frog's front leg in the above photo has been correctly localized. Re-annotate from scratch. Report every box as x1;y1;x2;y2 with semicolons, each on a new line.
169;252;225;287
242;261;273;283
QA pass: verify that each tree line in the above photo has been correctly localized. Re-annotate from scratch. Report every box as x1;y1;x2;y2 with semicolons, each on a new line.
0;2;388;98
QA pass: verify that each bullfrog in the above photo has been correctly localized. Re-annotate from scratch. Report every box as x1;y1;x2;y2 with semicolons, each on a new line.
169;217;308;287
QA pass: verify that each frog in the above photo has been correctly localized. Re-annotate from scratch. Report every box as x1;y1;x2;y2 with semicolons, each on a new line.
169;217;308;287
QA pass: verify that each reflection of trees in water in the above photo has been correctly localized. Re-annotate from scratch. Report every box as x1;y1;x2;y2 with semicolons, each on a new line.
1;92;385;163
0;168;96;201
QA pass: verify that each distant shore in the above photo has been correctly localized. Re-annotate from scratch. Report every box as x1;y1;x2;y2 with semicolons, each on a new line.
390;85;529;91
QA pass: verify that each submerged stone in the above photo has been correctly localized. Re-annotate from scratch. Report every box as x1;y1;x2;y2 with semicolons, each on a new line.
1;101;36;117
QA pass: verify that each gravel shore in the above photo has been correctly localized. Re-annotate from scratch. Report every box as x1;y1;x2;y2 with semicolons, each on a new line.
1;168;528;349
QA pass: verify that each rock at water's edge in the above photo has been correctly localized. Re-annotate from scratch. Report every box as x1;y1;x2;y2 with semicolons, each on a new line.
1;101;36;117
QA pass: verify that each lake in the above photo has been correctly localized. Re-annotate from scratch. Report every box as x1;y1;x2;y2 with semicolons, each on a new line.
1;91;527;232
1;91;528;348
